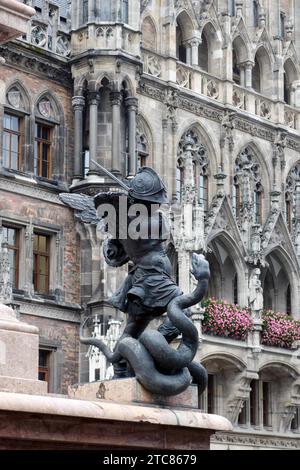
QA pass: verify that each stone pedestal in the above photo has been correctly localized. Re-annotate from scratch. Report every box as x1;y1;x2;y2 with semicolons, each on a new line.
0;391;233;450
69;377;199;408
0;304;47;395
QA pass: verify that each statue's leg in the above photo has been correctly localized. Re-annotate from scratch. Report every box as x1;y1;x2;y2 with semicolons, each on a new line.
113;314;152;379
158;308;192;343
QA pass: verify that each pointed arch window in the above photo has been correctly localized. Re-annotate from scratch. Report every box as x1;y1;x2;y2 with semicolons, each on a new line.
2;85;30;172
176;22;186;63
34;94;63;181
136;122;150;170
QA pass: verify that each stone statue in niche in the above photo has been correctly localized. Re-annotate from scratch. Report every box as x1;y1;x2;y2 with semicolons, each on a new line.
249;268;264;314
60;164;209;397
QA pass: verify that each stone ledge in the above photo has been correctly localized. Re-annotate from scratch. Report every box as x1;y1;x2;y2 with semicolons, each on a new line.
68;378;199;409
0;391;232;432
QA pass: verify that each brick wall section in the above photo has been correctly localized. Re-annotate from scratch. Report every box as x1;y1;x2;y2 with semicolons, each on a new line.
23;313;79;394
0;191;80;305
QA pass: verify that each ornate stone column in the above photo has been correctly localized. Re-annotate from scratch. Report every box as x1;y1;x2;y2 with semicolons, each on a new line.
244;61;254;89
110;91;122;174
125;96;138;177
88;91;100;174
72;95;85;180
189;38;201;67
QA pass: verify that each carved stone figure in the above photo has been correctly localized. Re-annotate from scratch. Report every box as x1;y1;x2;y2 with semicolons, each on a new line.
60;166;209;396
249;268;264;313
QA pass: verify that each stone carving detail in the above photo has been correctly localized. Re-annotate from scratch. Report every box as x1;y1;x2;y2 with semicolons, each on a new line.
285;108;296;129
0;45;71;83
221;110;236;151
96;27;114;38
212;432;300;449
31;24;47;48
207;79;219;99
235;118;275;142
141;0;152;12
7;87;22;109
56;35;71;57
176;65;191;88
225;371;259;424
144;54;162;78
233;88;245;109
257;99;271;120
164;89;179;124
38;99;52;118
0;238;12;304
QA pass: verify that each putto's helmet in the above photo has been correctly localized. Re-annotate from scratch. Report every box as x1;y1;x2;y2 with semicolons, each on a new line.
129;167;169;204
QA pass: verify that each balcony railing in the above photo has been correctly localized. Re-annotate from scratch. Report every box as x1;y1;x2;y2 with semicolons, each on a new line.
176;62;223;101
141;53;300;131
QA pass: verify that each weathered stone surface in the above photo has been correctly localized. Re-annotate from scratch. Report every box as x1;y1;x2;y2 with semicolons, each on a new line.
0;304;47;394
0;391;232;450
68;377;199;408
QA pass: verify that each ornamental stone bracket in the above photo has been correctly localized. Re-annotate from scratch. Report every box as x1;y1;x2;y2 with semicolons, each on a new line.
279;378;300;433
225;370;259;425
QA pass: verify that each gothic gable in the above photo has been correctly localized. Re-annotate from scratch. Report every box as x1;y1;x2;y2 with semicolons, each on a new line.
205;195;246;257
262;212;299;270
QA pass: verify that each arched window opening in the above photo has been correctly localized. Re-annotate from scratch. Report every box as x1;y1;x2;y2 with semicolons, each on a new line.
233;48;240;85
3;85;30;173
263;270;274;311
253;48;273;97
198;33;208;72
176;22;186;63
34;94;62;180
136;130;149;169
253;56;261;93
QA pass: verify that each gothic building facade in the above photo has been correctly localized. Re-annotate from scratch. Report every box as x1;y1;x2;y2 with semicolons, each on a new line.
1;0;300;450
